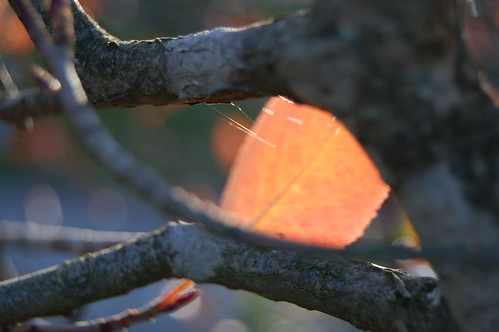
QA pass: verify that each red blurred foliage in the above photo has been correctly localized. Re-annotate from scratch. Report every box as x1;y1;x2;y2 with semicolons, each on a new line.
464;1;499;104
80;0;103;19
210;114;251;172
0;2;34;54
202;0;266;29
131;105;183;128
464;1;499;62
9;119;71;165
0;1;102;54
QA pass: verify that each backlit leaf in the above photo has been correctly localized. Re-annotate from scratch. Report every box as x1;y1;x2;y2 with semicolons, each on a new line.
220;97;389;248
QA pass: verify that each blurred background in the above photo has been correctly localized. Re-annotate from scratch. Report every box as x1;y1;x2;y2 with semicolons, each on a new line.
5;0;495;331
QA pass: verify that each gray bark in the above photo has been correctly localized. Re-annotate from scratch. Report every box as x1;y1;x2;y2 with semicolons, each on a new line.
0;222;454;332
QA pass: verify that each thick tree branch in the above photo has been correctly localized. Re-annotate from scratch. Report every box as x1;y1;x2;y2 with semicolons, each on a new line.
0;222;455;332
5;279;200;332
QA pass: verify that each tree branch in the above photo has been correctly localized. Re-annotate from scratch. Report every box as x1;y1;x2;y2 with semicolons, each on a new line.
4;278;200;332
0;220;143;254
0;222;455;332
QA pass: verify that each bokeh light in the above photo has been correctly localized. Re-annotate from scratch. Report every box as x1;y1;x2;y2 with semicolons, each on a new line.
24;185;63;225
210;318;249;332
87;188;128;230
169;295;203;321
0;2;33;54
9;119;70;165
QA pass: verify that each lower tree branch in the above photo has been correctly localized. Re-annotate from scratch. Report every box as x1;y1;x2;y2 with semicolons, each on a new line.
0;222;455;332
5;279;200;332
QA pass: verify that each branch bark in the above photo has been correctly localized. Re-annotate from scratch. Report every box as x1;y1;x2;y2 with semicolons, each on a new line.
0;222;454;332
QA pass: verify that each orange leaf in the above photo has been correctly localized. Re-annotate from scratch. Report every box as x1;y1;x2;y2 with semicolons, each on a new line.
220;97;389;249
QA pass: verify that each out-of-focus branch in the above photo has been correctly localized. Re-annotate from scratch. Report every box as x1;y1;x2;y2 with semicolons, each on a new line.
0;220;143;254
0;58;21;280
0;55;34;129
0;222;455;332
0;56;18;94
3;220;498;266
0;0;272;123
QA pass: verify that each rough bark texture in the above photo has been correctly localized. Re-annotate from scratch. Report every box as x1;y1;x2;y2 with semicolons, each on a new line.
0;222;454;332
1;0;499;331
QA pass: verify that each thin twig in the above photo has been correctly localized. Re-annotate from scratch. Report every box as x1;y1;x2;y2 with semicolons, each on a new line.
0;220;143;254
0;57;22;279
0;56;18;94
1;219;497;268
0;54;33;129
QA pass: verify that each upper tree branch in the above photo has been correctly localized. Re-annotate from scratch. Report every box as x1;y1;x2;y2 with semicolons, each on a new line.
0;0;496;199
